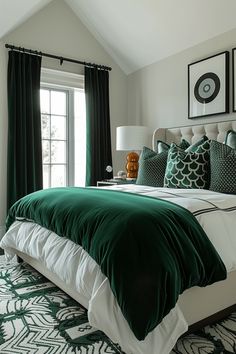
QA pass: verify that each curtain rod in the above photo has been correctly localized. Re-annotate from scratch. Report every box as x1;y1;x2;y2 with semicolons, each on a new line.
5;44;112;71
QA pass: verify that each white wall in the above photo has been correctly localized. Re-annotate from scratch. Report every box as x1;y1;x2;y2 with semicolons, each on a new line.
0;0;128;226
128;27;236;132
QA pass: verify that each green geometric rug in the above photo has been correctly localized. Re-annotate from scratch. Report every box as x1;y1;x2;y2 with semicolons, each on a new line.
0;258;235;354
171;315;236;354
0;259;124;353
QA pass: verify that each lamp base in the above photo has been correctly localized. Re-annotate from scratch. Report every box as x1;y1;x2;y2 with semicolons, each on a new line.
126;152;139;179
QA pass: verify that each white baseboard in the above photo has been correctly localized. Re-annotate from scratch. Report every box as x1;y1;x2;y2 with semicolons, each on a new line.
0;225;5;241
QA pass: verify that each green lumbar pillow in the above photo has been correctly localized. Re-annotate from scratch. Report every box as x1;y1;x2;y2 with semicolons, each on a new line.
185;135;208;152
180;138;191;150
156;139;190;153
224;130;236;149
156;140;170;153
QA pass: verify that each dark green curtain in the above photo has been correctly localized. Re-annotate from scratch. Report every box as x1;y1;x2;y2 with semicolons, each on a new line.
85;67;113;186
7;51;42;210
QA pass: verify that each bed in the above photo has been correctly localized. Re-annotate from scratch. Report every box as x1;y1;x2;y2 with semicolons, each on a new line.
1;120;236;354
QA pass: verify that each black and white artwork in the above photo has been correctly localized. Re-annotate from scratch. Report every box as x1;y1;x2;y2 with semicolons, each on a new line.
188;51;229;119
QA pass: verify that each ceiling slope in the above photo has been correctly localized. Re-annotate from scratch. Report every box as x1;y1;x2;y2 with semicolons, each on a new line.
2;0;236;74
0;0;53;40
66;0;236;74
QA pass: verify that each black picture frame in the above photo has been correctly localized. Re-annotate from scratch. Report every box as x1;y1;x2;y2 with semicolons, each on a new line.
188;51;229;119
232;48;236;112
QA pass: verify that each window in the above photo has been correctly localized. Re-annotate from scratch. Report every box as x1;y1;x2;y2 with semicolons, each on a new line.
40;69;86;189
41;88;67;188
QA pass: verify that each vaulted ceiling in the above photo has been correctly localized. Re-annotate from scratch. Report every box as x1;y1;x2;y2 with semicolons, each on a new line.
1;0;236;74
0;0;53;40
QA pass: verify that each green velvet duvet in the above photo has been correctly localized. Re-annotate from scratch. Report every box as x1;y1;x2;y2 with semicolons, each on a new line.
6;187;226;340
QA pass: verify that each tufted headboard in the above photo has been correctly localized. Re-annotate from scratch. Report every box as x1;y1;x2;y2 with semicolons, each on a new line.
152;120;236;149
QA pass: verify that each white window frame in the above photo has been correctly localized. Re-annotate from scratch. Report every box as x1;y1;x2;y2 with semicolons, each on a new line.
41;68;84;188
41;86;69;187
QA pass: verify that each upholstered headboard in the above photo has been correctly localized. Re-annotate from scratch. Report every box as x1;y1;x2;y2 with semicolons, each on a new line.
152;120;236;150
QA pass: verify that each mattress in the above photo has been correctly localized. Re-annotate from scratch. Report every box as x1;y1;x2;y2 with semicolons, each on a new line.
1;185;236;354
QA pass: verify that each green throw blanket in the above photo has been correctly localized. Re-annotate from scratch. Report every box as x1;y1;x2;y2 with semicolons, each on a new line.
6;187;226;340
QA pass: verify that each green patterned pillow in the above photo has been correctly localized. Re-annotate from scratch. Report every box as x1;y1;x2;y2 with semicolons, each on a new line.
156;141;170;153
164;140;210;189
180;139;191;150
156;139;190;153
224;130;236;149
136;147;167;187
210;140;236;194
185;135;208;152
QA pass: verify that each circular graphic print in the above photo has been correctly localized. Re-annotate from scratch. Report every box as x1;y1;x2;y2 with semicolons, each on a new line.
194;72;220;104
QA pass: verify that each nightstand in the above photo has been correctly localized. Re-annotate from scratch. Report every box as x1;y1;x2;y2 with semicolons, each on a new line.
97;179;136;187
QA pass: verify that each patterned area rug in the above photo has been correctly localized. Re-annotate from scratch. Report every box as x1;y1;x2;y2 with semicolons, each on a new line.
0;257;123;354
0;256;235;354
171;317;236;354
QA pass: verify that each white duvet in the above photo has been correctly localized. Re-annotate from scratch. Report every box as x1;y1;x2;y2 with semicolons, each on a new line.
1;185;236;354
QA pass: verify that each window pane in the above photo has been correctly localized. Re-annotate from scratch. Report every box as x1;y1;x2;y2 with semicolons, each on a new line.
51;165;66;187
43;165;50;189
40;89;50;114
51;115;66;139
42;140;50;163
41;115;50;139
51;91;66;115
51;141;66;163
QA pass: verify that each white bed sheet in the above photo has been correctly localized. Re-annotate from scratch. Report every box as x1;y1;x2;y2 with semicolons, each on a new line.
1;186;236;354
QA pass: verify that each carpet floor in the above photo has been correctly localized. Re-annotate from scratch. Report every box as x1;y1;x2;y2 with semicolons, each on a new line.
0;256;235;354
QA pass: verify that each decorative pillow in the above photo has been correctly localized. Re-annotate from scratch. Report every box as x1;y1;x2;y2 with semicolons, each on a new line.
224;130;236;149
136;147;168;187
156;140;170;153
164;140;210;189
209;140;236;194
180;139;191;150
156;139;190;153
185;135;208;152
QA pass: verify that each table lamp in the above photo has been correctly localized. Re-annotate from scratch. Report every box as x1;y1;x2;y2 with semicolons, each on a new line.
116;126;148;179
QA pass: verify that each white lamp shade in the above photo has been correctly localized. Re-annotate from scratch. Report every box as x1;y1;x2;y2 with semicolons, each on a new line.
116;126;148;151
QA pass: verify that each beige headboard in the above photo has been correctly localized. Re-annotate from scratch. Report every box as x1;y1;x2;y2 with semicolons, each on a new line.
152;120;236;150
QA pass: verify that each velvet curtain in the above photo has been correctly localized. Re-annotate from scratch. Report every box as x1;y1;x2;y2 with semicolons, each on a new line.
7;51;43;210
85;67;113;186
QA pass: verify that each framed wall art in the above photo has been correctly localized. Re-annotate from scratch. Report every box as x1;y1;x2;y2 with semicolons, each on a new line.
188;51;229;119
232;47;236;112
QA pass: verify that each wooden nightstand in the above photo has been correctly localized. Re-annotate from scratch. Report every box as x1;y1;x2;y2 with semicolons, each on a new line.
97;179;136;187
